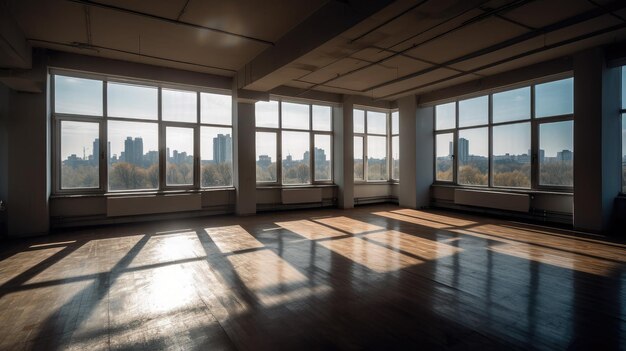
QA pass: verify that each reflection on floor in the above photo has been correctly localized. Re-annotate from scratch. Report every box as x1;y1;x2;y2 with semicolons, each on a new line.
0;204;624;350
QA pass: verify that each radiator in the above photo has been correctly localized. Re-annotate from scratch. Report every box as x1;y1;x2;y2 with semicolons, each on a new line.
454;189;530;213
107;193;202;217
281;188;322;204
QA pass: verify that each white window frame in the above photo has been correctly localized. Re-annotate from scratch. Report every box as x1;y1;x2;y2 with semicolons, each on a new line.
51;69;233;195
432;74;574;192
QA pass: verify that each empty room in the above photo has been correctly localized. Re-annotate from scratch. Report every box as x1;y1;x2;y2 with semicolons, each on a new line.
1;0;625;349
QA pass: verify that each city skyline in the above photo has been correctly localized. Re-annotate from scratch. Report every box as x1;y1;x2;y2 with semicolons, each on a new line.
63;134;233;165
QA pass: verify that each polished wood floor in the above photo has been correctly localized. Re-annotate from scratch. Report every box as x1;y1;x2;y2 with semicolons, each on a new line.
0;204;624;350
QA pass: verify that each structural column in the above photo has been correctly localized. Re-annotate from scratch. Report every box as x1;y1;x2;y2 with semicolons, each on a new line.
573;48;621;232
334;95;354;209
414;105;434;208
397;95;418;208
232;87;257;215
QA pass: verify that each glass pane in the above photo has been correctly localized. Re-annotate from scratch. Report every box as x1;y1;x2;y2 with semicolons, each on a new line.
539;120;573;186
458;127;488;186
354;136;364;180
201;126;232;187
314;134;331;181
535;78;573;118
201;92;231;125
492;122;531;188
391;111;399;135
256;132;277;182
55;75;102;116
60;121;99;189
353;109;365;133
255;101;279;128
436;133;453;181
367;135;387;180
459;95;488;127
108;121;159;191
622;114;626;193
493;87;530;123
166;127;194;186
312;105;331;131
435;102;455;130
107;82;157;120
162;88;197;123
622;68;626;110
282;131;310;184
392;135;399;180
282;102;309;130
367;111;387;134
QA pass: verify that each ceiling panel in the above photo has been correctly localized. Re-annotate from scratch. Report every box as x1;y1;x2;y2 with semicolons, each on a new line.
181;0;328;43
371;67;458;99
96;0;188;19
10;0;88;44
90;7;267;71
544;15;621;45
504;0;594;29
299;58;372;85
408;16;528;64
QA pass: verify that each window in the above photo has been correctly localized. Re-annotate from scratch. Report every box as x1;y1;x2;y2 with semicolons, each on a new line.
539;121;573;187
391;111;399;180
435;133;453;181
433;77;574;191
622;67;626;194
354;108;393;182
60;121;99;189
492;122;531;188
52;72;233;194
166;127;194;186
108;120;159;191
255;100;333;185
458;127;488;186
201;92;233;187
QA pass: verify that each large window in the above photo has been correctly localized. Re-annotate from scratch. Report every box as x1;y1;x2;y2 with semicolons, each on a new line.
254;100;333;185
621;67;626;193
434;77;574;190
391;111;399;180
354;108;396;182
52;72;233;193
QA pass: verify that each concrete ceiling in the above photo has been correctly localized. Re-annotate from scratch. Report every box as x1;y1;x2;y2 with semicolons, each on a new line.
3;0;626;101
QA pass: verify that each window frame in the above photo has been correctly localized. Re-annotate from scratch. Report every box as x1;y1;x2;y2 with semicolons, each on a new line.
353;106;392;183
255;98;334;186
432;75;574;193
51;69;234;195
390;110;400;182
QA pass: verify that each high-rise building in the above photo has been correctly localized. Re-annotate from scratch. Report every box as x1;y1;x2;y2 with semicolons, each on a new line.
124;137;134;164
213;134;232;164
257;155;272;168
458;138;469;163
557;149;573;161
133;137;143;166
92;138;99;165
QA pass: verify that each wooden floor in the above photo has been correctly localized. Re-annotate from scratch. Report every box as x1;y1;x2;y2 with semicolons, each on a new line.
0;205;624;350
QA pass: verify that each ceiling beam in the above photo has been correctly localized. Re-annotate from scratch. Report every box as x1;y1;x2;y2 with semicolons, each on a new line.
66;0;274;46
0;2;31;69
236;0;395;91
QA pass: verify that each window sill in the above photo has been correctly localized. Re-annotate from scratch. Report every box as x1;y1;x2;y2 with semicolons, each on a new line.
354;181;396;185
256;184;337;190
430;183;573;196
50;187;236;199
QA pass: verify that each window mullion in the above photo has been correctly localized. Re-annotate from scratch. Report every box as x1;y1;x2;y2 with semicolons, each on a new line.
101;81;108;193
158;87;166;191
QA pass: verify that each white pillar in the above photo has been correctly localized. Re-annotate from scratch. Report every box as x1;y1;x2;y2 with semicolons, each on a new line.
334;96;354;209
573;48;621;232
398;95;418;208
